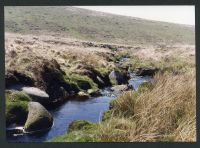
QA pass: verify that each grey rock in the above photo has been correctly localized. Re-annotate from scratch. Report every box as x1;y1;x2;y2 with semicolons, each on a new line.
97;76;105;85
111;85;129;93
24;102;53;132
109;70;127;85
22;87;50;104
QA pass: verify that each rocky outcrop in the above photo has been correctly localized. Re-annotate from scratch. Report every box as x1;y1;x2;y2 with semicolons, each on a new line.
6;59;77;103
5;70;34;88
33;59;72;101
109;70;128;85
75;64;111;88
24;102;53;132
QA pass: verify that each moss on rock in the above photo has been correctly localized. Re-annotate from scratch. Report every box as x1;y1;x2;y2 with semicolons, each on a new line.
68;120;96;133
6;90;31;102
65;73;98;92
49;120;99;142
95;66;112;77
6;90;31;126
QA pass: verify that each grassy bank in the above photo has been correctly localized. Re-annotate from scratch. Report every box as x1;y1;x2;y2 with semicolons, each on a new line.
6;91;31;126
5;7;195;45
49;50;196;142
97;70;195;142
99;51;196;141
51;69;195;142
4;6;195;142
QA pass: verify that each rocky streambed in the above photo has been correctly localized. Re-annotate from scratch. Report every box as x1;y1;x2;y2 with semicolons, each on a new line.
6;74;151;142
6;57;155;142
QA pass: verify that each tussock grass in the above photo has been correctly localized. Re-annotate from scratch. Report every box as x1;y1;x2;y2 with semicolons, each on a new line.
122;54;194;75
97;117;137;142
97;70;196;142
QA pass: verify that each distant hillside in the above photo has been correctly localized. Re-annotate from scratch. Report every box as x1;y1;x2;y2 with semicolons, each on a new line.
5;6;195;45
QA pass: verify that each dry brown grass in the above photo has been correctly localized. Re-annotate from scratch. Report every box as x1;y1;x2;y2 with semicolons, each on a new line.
5;32;113;74
5;32;196;142
97;70;196;142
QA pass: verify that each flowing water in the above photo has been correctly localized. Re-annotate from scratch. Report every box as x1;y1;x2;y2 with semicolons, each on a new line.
7;94;114;142
6;57;151;142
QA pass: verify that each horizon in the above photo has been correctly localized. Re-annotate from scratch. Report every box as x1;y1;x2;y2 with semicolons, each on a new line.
75;6;195;26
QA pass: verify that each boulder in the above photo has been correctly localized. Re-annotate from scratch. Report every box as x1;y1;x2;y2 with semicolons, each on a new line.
109;70;127;85
56;86;69;101
24;102;53;132
34;59;72;101
75;64;111;88
110;85;129;93
22;87;50;104
136;68;158;76
86;72;106;87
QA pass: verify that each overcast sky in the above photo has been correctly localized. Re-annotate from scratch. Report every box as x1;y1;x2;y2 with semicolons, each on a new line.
75;6;195;25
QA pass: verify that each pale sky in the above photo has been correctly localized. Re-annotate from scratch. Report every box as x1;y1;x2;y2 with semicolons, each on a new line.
74;6;195;25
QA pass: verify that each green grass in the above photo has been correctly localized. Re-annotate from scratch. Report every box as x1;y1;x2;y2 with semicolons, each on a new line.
4;6;195;142
5;6;195;45
109;99;118;109
137;81;153;93
68;120;97;132
49;120;100;142
50;130;100;142
122;55;194;74
95;66;113;78
102;110;113;121
64;73;98;92
6;91;31;102
5;90;31;125
48;55;195;142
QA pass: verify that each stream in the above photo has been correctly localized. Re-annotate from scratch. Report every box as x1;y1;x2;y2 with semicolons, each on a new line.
6;58;151;142
7;93;115;142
